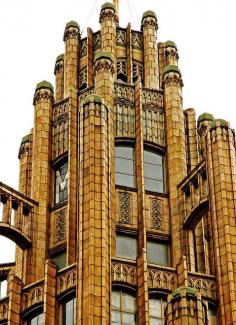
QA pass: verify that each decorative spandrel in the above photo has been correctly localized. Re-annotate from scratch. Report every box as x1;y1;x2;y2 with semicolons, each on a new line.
55;209;66;243
119;191;132;224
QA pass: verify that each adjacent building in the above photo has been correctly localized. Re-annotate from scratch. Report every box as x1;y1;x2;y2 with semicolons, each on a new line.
0;1;235;324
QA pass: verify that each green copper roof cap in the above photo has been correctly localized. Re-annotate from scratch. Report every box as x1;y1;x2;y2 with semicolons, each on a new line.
172;288;180;297
94;51;113;62
163;65;181;76
65;21;80;29
142;10;157;20
36;80;54;92
197;113;214;126
85;94;102;104
101;2;115;11
211;118;228;128
21;134;30;144
165;40;177;48
172;287;195;298
56;54;64;62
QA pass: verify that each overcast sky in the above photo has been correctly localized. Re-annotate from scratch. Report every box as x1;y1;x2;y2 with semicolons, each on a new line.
0;0;235;263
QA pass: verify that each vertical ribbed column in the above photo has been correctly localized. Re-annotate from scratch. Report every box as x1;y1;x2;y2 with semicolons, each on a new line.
184;108;199;171
206;120;236;324
44;259;57;325
135;79;150;324
63;21;80;265
87;28;94;87
163;66;187;266
78;95;111;324
31;81;54;282
197;113;215;159
141;11;159;89
8;276;22;325
54;54;64;102
15;133;33;281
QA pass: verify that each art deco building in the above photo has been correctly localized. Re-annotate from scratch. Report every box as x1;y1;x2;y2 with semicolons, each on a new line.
0;1;235;324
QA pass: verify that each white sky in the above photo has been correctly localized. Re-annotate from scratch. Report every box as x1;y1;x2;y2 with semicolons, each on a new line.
0;0;236;263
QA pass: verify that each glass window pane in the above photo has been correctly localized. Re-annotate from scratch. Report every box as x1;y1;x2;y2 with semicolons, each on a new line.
55;161;68;204
122;292;136;311
52;252;66;270
147;242;169;266
116;235;137;260
112;291;121;308
122;312;136;325
144;150;162;165
144;164;163;180
38;314;44;325
144;179;164;193
149;298;162;317
115;146;134;159
115;173;135;188
62;299;75;325
116;158;134;174
29;316;37;325
150;317;162;325
112;311;121;324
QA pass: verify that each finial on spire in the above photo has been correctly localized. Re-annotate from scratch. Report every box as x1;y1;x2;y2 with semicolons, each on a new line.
113;0;119;14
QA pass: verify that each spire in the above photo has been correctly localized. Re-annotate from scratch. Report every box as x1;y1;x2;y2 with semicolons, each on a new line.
113;0;119;14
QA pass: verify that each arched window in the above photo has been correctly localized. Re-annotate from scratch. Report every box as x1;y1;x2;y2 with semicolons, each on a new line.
112;290;136;324
149;296;167;325
144;149;165;193
115;144;135;188
27;313;43;325
61;297;76;325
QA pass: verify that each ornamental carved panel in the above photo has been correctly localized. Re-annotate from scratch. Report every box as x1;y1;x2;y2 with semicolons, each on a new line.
57;265;77;295
22;281;44;311
119;192;132;224
55;209;66;242
151;198;161;229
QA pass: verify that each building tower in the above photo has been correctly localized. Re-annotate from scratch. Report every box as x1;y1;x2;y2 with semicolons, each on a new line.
0;1;235;324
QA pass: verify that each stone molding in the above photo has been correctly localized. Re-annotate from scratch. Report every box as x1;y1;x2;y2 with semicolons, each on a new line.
163;71;183;87
141;16;158;30
99;7;118;24
94;57;115;75
63;26;80;41
33;88;54;106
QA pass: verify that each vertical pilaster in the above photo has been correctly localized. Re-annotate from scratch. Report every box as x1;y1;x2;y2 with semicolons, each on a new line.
15;133;33;281
206;119;236;324
8;276;22;325
31;81;54;282
141;11;159;89
126;23;133;84
163;65;187;266
184;108;199;171
44;259;57;325
135;79;150;324
87;28;94;87
63;21;80;265
78;95;111;324
54;54;64;102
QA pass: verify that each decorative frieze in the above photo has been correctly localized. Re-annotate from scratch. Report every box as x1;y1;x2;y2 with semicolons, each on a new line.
79;38;87;57
55;209;66;242
142;89;163;109
141;16;158;30
132;31;142;49
57;265;76;295
78;86;94;103
151;198;162;229
148;267;176;291
112;261;136;286
63;25;80;41
116;29;127;46
163;71;183;87
94;57;115;75
33;88;54;106
188;273;217;300
114;83;134;102
99;6;117;24
22;281;44;311
119;192;132;224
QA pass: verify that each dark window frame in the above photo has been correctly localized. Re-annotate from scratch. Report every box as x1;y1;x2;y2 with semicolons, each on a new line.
111;288;137;325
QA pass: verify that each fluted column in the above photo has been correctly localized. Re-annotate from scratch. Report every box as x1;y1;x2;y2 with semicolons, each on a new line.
141;11;159;89
163;65;187;266
54;54;64;102
30;81;54;282
63;21;80;265
184;108;199;171
206;119;236;324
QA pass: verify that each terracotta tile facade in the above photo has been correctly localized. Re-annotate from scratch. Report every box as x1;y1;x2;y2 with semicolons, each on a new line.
0;1;235;324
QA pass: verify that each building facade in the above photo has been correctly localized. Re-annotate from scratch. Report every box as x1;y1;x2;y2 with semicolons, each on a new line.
0;1;235;324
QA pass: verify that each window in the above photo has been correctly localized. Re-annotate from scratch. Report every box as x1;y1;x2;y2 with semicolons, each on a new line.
208;303;218;325
28;313;43;325
115;145;135;188
112;290;136;325
52;251;66;270
55;161;68;204
144;149;165;193
116;234;137;260
62;297;76;325
147;241;169;266
149;297;167;325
